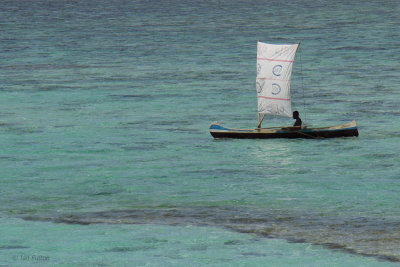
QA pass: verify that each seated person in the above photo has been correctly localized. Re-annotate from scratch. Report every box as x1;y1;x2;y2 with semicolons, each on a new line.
293;110;302;127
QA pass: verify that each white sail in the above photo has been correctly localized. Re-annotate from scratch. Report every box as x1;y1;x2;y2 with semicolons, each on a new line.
256;41;299;117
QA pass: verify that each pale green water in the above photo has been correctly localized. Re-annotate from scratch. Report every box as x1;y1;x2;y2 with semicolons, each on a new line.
0;218;396;266
1;0;400;265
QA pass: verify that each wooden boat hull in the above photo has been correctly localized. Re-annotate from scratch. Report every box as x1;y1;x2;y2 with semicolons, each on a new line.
210;120;358;139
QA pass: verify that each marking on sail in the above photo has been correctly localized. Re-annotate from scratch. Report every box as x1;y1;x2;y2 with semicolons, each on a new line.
256;81;264;93
273;46;294;57
257;63;262;75
257;58;294;63
258;102;266;113
272;65;282;76
271;83;281;95
257;78;290;82
258;96;291;101
267;104;273;113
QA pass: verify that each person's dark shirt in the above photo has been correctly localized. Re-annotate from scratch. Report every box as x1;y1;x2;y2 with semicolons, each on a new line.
293;118;302;127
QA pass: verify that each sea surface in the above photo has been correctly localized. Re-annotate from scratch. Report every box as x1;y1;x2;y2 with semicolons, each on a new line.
1;0;400;266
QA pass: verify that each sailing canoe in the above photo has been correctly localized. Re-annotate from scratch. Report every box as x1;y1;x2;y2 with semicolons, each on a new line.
209;120;358;139
210;41;359;139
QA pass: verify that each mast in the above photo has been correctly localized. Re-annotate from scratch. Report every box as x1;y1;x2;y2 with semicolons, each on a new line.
257;113;266;128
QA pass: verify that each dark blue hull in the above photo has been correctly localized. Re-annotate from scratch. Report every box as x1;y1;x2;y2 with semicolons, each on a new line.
210;121;359;139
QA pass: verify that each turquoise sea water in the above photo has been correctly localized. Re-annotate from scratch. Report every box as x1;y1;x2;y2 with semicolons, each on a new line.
1;0;400;266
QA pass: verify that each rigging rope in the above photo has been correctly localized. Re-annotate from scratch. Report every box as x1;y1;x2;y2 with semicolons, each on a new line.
299;43;307;124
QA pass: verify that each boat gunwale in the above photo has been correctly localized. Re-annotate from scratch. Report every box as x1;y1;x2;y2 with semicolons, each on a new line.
210;121;357;134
